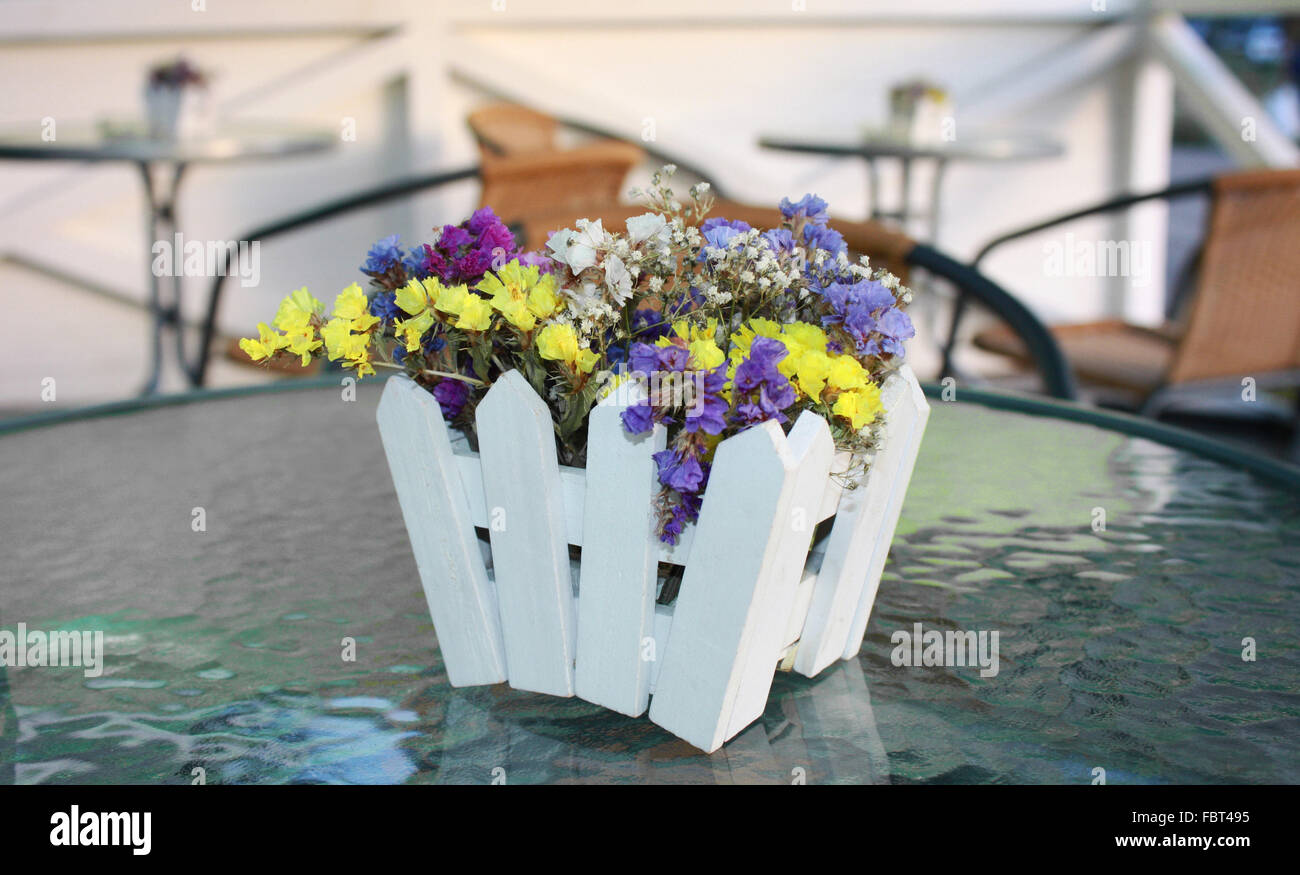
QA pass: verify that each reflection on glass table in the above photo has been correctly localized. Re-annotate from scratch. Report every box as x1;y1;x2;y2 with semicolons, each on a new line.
0;380;1297;784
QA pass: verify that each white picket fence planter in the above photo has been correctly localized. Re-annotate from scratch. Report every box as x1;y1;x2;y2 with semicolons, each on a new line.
376;365;930;753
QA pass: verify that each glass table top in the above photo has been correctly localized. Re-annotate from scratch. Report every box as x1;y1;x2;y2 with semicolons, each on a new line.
1;382;1296;784
0;120;336;165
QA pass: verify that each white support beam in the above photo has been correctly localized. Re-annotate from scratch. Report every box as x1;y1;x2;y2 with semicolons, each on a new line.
959;22;1140;123
1149;11;1300;168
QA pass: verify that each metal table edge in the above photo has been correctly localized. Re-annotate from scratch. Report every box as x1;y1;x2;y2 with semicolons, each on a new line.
0;376;1295;491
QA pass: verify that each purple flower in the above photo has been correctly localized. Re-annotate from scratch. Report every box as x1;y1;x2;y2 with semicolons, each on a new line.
361;234;407;275
433;379;470;420
762;227;795;253
368;290;401;320
630;308;672;341
621;401;655;435
516;250;556;274
683;361;729;436
802;222;845;257
731;336;797;426
628;342;662;376
702;225;742;253
779;193;829;225
653;447;706;493
700;217;752;234
733;336;788;391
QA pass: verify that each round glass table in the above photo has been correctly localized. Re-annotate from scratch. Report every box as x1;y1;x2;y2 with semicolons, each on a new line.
760;127;1064;241
0;121;336;396
1;380;1296;785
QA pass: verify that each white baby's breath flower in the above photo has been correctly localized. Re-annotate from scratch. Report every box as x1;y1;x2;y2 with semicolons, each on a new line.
604;253;634;306
626;212;669;245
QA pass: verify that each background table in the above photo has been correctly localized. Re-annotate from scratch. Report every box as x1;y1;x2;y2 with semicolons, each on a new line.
1;380;1297;784
760;128;1064;243
0;122;336;395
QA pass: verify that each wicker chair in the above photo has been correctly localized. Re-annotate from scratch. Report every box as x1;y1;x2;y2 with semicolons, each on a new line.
478;140;645;224
467;103;560;157
966;169;1300;414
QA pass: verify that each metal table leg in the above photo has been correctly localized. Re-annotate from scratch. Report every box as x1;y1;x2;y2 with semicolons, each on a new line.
137;160;189;396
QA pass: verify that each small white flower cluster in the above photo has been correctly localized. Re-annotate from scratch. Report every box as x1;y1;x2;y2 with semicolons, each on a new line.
545;212;678;341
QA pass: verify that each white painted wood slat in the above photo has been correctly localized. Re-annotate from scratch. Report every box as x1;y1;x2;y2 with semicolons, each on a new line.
574;389;666;717
839;367;931;661
724;412;835;740
375;375;507;687
793;365;929;679
474;370;576;697
648;420;799;753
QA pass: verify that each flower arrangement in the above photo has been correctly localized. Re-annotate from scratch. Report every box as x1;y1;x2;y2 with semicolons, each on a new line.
146;57;209;90
241;166;915;544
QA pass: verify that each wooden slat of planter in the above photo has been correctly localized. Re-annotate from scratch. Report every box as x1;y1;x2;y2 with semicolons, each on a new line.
648;421;799;753
574;390;666;717
375;375;507;687
724;412;835;740
475;370;576;697
794;366;927;679
840;367;930;660
451;446;844;566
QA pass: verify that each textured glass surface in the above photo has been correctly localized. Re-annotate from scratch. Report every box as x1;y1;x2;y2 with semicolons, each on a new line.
1;385;1296;784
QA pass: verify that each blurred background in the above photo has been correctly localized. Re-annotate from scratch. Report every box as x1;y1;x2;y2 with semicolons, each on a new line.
1;0;1297;459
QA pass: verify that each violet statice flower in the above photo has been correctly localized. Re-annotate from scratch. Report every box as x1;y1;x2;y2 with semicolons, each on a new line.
659;487;705;544
820;279;913;358
417;208;521;286
762;227;795;254
731;336;797;426
802;222;846;257
516;250;557;274
700;217;753;234
702;224;742;253
433;379;470;420
368;289;401;321
652;436;712;544
361;234;406;274
780;193;829;225
630;308;672;341
682;361;729;436
653;446;706;493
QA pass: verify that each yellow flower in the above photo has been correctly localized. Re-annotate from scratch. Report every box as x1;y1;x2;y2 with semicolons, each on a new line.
332;283;379;334
477;261;561;330
433;283;469;316
239;322;289;362
791;348;832;398
659;319;725;370
320;317;353;361
537;322;579;364
455;294;493;331
728;317;782;363
282;325;322;366
273;288;324;332
827;353;870;392
833;384;883;431
537;322;598;373
576;348;600;374
394;309;436;352
394;278;431;316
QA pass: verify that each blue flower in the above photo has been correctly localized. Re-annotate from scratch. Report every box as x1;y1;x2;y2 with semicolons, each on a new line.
368;289;401;321
700;217;752;234
683;361;729;436
802;222;845;257
762;227;795;253
653;447;706;493
779;193;829;225
361;234;407;274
